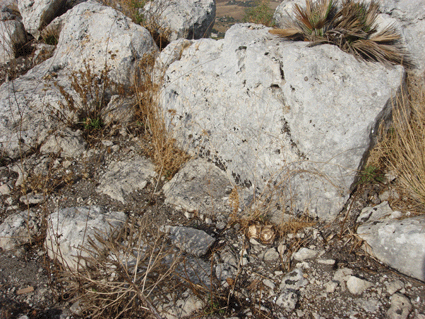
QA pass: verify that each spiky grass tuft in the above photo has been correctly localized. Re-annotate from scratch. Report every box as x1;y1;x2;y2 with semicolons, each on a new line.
270;0;411;67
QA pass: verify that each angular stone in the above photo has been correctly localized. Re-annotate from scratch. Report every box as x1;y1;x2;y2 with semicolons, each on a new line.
0;19;27;63
157;23;402;221
97;156;156;203
279;268;308;290
142;0;216;42
45;206;127;270
276;289;298;312
40;128;86;158
19;192;45;205
387;293;412;319
293;247;319;261
357;201;394;223
0;211;38;250
163;158;233;216
0;183;11;195
346;276;373;295
357;215;425;281
164;226;215;257
264;248;279;262
18;0;66;38
385;280;405;295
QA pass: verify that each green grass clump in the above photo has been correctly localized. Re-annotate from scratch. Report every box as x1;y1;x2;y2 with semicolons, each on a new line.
270;0;411;67
243;0;274;26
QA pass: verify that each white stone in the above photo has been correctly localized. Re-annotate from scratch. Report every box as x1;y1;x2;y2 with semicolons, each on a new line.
333;268;353;283
357;201;393;223
40;128;86;158
18;0;66;38
276;289;298;312
264;248;279;261
357;215;425;281
45;206;127;270
387;293;412;319
293;247;319;261
0;183;11;195
386;280;405;295
279;268;308;290
324;281;338;293
142;0;216;42
97;156;156;203
0;211;38;250
346;276;373;295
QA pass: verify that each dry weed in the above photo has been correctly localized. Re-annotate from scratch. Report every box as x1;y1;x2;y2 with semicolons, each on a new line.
134;53;190;179
59;216;182;319
381;74;425;210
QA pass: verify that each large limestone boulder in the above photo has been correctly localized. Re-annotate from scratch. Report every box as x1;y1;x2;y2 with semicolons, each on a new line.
157;23;403;221
142;0;216;42
18;0;67;38
0;1;157;159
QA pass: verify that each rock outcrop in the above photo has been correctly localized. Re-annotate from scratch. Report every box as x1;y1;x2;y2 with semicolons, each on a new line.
142;0;216;42
0;1;157;159
157;23;403;221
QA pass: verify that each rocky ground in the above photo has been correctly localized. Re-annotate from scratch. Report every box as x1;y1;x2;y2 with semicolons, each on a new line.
1;1;425;319
0;113;424;318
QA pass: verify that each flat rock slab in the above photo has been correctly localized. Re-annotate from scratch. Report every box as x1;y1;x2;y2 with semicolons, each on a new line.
97;156;157;203
164;226;215;257
163;158;233;216
357;215;425;282
45;206;127;270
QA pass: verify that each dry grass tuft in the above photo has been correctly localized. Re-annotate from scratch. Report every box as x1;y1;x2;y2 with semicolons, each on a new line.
381;75;425;210
134;53;190;179
270;0;411;66
60;216;182;319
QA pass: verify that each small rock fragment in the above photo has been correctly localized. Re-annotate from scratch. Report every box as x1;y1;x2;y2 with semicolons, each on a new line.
264;248;279;261
165;226;215;257
346;276;373;295
387;293;412;319
276;289;298;312
293;247;319;261
386;279;405;295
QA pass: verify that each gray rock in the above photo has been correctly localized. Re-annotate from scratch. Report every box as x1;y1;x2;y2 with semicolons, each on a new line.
357;215;425;281
0;211;38;250
142;0;216;42
356;298;380;313
0;1;157;159
276;289;298;312
387;293;412;319
293;247;318;261
324;281;338;293
279;268;308;290
0;19;27;63
40;128;86;158
102;95;137;125
157;23;402;221
158;293;204;319
97;156;156;203
18;0;66;38
333;268;353;283
215;262;237;284
346;276;373;295
45;206;127;270
0;183;11;195
163;158;233;216
164;226;215;257
19;192;45;205
357;201;394;223
386;279;405;295
264;247;279;261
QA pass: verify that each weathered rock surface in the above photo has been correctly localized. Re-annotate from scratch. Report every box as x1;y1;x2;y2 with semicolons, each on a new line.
0;19;27;63
18;0;66;38
0;1;157;159
163;158;234;216
40;127;86;158
142;0;216;42
387;293;412;319
0;211;38;250
97;156;157;203
164;225;215;257
274;0;425;75
357;212;425;282
158;23;402;221
45;206;127;270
